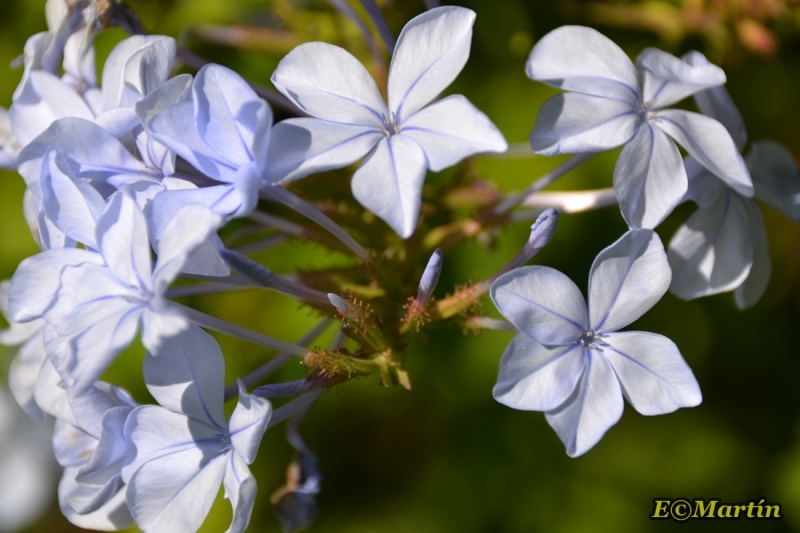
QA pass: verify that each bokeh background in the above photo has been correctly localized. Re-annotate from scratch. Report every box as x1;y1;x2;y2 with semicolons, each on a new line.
2;0;800;531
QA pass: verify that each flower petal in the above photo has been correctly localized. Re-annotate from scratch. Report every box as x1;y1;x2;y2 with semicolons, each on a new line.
603;331;702;414
747;140;800;221
95;192;153;291
526;26;640;104
589;229;671;332
735;200;771;310
9;70;94;146
636;48;726;109
125;408;228;533
9;248;103;323
388;6;475;122
193;64;272;169
101;35;176;111
351;135;427;238
143;325;227;430
545;351;623;457
613;123;686;229
266;118;382;183
39;150;105;249
400;94;507;170
654;109;753;197
686;52;747;151
493;336;586;411
58;467;133;531
491;265;588;346
529;93;638;156
271;42;387;125
229;381;272;465
223;453;258;533
668;183;753;300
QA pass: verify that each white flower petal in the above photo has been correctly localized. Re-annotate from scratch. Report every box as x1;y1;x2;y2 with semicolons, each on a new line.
267;118;382;183
603;331;702;414
491;265;588;346
637;48;726;109
271;42;387;125
9;70;94;146
545;351;623;457
58;467;133;531
589;229;671;332
101;35;176;111
525;26;640;104
654;109;753;197
144;325;227;430
613;123;687;229
223;453;258;533
735;200;771;310
400;94;507;170
493;335;586;411
351;135;427;238
668;184;753;300
194;64;272;170
9;248;103;323
686;52;747;151
529;93;638;156
95;192;154;291
229;382;272;465
388;6;475;122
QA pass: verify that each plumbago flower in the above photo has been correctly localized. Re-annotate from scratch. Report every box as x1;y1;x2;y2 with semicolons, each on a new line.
667;52;800;308
122;325;271;533
268;5;507;238
491;229;702;456
9;192;223;394
139;63;274;220
527;26;752;229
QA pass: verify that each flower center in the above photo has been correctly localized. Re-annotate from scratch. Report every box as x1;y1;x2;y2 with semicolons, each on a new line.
578;330;607;350
379;115;400;138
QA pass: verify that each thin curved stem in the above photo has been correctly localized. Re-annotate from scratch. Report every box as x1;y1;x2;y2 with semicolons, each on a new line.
358;0;396;53
493;153;596;214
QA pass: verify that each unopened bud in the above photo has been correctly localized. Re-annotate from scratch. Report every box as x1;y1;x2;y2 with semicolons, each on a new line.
416;248;443;306
525;208;558;253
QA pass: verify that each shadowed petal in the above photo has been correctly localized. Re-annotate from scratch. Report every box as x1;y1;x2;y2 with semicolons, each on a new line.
223;453;258;533
95;192;153;291
668;184;753;300
735;200;771;310
529;93;638;156
747;140;800;221
491;266;588;346
229;382;271;465
143;325;226;430
603;331;701;414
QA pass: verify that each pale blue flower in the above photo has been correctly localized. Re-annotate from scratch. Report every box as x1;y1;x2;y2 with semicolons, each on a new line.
526;26;752;229
491;229;701;456
8;192;223;393
122;326;271;533
268;5;507;238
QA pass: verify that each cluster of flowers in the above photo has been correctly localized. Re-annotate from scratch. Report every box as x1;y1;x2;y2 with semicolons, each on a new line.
0;1;798;532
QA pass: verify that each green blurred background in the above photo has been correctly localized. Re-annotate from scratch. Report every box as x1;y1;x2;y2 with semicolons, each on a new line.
2;0;800;531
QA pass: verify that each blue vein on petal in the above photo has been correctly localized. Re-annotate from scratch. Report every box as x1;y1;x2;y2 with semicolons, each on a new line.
392;29;467;121
592;238;647;331
495;286;585;333
287;80;386;123
603;335;687;394
174;340;227;432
